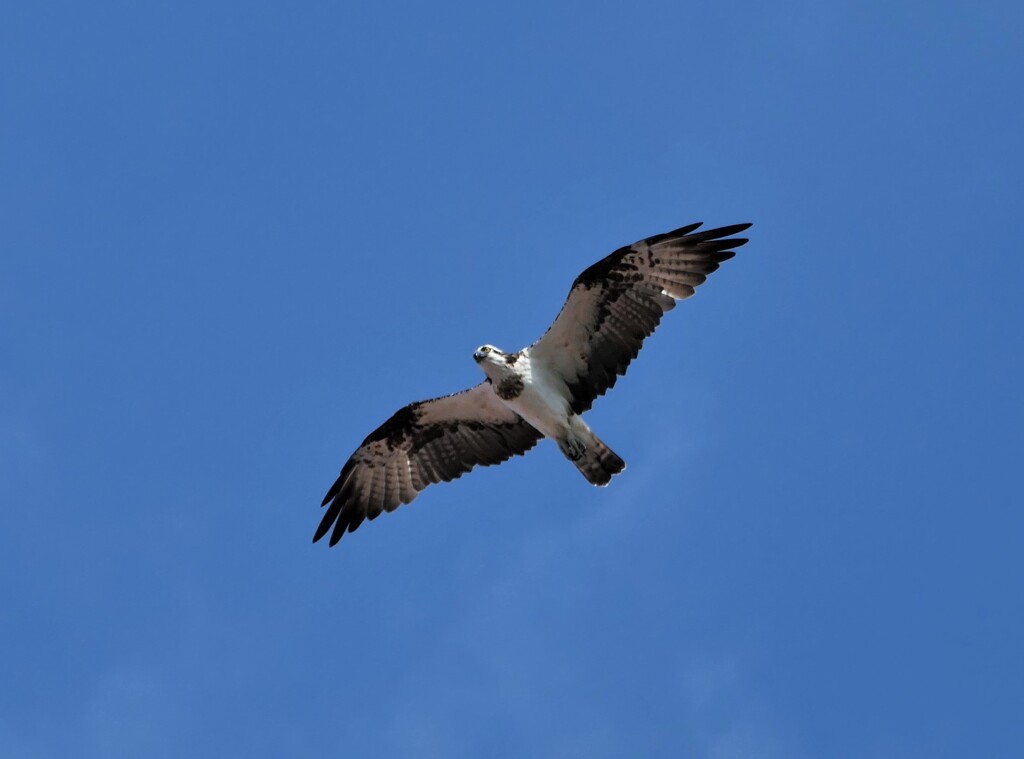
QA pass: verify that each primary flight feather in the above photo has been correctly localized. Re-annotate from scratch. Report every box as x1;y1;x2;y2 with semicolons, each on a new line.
315;221;751;545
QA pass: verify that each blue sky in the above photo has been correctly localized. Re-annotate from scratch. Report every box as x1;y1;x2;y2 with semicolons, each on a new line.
2;1;1022;756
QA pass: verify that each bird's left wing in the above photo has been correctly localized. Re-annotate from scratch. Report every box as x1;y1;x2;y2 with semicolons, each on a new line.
527;222;751;414
315;383;542;545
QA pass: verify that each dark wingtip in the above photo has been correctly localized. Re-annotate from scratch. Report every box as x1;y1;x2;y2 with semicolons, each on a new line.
668;221;704;236
321;478;340;507
646;221;751;248
329;518;351;546
312;507;350;547
314;481;354;545
692;222;752;240
312;509;334;543
714;222;753;235
645;221;702;246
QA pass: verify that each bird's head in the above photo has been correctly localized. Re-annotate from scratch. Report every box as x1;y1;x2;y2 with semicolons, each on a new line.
473;344;503;364
473;344;517;381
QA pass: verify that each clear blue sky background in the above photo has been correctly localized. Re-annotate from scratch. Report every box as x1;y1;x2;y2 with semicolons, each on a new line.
2;1;1022;757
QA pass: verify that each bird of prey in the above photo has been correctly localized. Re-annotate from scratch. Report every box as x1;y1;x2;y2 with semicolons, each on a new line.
315;221;751;545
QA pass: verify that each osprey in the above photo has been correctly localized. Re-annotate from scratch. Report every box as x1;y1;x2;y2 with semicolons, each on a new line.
315;221;751;545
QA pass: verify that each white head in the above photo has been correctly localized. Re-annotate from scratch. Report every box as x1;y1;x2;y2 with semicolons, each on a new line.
473;344;517;381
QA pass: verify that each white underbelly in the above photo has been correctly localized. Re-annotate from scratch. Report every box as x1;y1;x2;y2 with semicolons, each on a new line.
504;372;571;440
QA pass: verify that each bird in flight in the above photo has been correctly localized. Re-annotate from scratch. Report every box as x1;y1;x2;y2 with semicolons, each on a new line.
315;221;751;545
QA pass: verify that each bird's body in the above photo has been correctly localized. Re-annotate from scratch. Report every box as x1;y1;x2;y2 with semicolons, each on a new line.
314;221;751;545
473;345;625;485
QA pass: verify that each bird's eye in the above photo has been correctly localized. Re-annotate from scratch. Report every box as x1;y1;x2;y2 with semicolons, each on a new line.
481;346;490;353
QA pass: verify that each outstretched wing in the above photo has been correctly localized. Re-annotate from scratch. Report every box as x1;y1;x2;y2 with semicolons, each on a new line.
314;383;542;545
528;222;751;414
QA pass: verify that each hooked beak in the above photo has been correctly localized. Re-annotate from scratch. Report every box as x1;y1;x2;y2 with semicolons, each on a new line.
473;350;485;363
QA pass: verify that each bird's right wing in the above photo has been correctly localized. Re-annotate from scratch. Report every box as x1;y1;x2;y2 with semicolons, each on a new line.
315;383;542;545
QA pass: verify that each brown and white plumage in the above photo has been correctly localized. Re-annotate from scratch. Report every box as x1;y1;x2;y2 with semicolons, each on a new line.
314;384;542;545
528;221;752;414
315;221;751;545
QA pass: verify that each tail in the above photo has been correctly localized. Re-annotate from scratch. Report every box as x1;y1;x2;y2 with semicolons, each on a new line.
559;426;626;486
